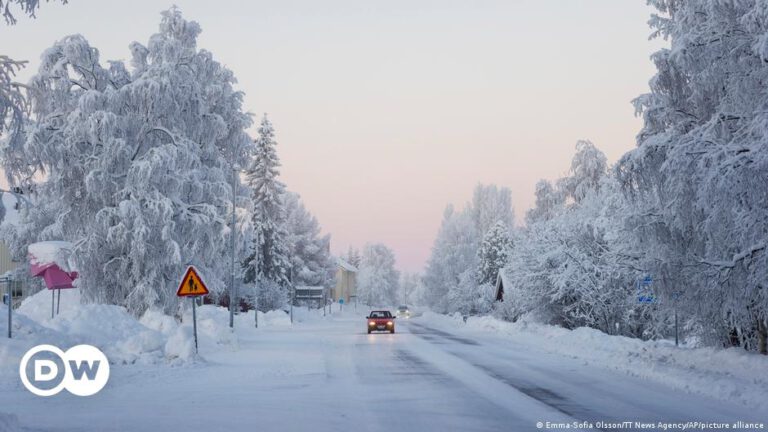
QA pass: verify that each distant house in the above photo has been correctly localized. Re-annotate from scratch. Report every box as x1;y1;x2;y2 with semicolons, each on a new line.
333;257;357;303
494;270;509;302
0;191;24;304
0;191;21;276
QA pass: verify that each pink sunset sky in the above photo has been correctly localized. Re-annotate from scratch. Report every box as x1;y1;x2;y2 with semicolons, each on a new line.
0;0;665;272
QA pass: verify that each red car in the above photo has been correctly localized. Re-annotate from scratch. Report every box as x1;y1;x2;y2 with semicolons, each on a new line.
367;310;395;334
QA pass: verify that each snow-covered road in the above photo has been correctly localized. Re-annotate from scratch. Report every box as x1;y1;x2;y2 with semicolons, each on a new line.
2;310;765;432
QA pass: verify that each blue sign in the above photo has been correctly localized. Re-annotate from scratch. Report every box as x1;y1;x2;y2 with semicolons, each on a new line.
339;298;344;305
637;276;656;304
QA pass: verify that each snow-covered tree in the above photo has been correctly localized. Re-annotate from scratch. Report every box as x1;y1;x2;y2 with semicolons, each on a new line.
345;246;361;268
399;272;420;306
242;115;292;310
421;205;478;313
1;0;68;159
1;0;65;25
0;56;26;155
1;9;253;315
284;191;335;288
525;180;563;225
618;0;768;353
357;243;399;306
471;183;515;236
499;142;652;336
476;221;512;286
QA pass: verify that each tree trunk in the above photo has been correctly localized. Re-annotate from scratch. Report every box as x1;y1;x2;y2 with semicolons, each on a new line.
758;319;767;355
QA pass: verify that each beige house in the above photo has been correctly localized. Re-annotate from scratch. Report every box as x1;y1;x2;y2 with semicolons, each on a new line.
0;192;22;303
333;257;357;303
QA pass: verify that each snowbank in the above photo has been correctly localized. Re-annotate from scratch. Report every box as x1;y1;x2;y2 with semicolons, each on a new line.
416;311;768;411
2;288;304;375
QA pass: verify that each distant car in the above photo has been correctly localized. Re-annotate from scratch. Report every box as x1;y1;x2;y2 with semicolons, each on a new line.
367;310;395;334
396;305;411;318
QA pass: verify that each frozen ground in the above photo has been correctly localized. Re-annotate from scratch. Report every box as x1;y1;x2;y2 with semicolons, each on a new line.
0;297;766;432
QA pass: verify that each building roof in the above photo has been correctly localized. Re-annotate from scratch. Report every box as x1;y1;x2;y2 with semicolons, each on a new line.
494;268;510;301
336;257;358;273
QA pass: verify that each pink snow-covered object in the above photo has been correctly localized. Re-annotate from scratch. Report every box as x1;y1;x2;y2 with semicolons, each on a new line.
28;241;79;290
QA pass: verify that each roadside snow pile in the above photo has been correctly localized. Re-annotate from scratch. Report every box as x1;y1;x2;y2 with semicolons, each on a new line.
17;289;165;364
5;289;298;370
417;311;768;410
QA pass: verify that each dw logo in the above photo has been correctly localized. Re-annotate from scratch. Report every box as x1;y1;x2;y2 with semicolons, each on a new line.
19;344;110;397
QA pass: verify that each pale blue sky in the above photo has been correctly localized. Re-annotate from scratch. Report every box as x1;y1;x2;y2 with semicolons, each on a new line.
0;0;665;272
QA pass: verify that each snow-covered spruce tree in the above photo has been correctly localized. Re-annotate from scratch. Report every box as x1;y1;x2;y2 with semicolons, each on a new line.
476;220;512;286
357;243;400;306
1;9;253;315
242;115;292;311
618;1;768;352
284;192;335;288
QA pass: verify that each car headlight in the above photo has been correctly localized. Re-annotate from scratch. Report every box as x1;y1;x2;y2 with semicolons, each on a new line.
369;321;375;326
387;321;393;325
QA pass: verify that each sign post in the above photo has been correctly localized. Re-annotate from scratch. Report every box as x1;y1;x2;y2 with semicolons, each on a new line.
5;279;11;339
176;266;210;354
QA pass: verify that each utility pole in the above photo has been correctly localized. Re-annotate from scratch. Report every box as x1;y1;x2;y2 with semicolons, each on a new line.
229;167;237;329
6;279;11;339
254;290;258;328
674;293;679;347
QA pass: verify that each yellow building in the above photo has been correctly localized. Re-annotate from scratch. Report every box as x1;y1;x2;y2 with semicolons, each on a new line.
333;257;357;303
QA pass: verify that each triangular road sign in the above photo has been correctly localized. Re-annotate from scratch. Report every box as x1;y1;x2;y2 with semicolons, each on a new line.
176;266;210;297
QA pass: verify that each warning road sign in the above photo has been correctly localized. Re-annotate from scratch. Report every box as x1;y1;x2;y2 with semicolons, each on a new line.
176;266;210;297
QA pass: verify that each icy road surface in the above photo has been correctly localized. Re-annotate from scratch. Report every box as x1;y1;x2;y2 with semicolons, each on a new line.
2;311;764;432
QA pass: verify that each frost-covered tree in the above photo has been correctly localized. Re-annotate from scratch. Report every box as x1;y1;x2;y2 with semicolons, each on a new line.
476;221;512;286
243;115;292;310
284;191;335;288
1;9;253;315
422;183;515;313
1;0;67;157
618;0;768;353
471;183;515;236
525;180;563;225
357;243;399;306
421;205;478;313
1;0;65;24
0;56;26;153
399;272;420;306
345;246;361;268
500;142;650;336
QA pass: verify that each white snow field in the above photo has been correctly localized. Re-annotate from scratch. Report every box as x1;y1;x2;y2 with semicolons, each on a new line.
0;294;766;432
